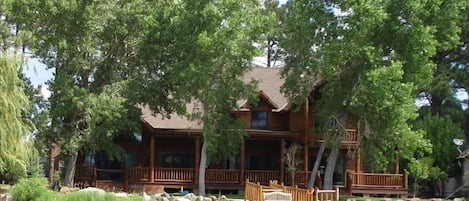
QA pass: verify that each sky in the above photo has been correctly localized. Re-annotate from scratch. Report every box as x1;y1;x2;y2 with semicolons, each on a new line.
24;57;53;99
22;0;467;109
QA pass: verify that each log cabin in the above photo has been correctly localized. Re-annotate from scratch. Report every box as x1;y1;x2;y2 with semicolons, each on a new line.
74;67;408;196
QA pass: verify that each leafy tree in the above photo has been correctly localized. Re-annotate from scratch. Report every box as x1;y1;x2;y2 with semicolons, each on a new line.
138;1;271;195
280;0;464;189
412;4;468;195
11;0;146;186
413;114;463;195
0;0;34;182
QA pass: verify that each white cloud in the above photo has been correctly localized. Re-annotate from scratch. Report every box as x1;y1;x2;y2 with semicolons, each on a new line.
40;87;51;100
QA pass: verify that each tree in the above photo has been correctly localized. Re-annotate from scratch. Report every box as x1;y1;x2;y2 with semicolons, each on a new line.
285;143;302;186
0;0;34;182
11;0;147;186
280;0;464;189
137;1;271;195
412;4;468;195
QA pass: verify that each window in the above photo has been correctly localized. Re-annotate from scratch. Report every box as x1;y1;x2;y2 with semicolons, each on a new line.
251;111;268;129
159;152;194;168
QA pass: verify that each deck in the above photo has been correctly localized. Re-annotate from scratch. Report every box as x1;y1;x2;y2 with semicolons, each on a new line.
75;165;408;195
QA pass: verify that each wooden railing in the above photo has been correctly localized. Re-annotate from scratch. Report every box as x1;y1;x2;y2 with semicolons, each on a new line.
75;165;96;180
245;180;264;201
245;180;340;201
284;171;311;187
127;167;150;182
348;172;408;189
245;170;280;185
154;168;194;182
314;129;358;144
206;169;239;184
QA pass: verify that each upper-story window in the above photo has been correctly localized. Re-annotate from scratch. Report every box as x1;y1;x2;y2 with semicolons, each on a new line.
251;111;268;129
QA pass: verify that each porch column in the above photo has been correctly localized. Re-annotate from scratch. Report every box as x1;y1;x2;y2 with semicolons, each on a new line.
356;147;361;186
394;147;399;174
150;133;155;183
304;98;309;184
356;147;361;173
239;140;245;184
303;143;309;184
280;139;285;183
195;137;201;184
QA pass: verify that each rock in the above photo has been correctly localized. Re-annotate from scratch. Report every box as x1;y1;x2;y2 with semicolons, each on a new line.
59;186;79;193
381;198;392;201
0;194;12;201
142;191;151;201
175;197;191;201
78;187;106;195
184;193;196;200
111;192;127;198
161;191;171;197
429;199;442;201
454;198;465;201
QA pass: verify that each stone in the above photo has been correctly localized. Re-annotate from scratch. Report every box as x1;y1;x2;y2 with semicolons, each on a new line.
111;192;127;198
184;193;196;200
79;187;106;195
175;197;191;201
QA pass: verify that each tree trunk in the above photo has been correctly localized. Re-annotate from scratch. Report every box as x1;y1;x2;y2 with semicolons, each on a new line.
323;137;341;189
64;152;78;187
307;141;326;188
198;139;207;196
323;111;349;190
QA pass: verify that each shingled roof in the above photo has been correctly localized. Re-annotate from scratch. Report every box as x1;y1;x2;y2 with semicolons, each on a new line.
141;67;287;130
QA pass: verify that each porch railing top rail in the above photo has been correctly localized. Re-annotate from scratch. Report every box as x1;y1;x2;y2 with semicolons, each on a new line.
347;171;408;190
314;129;358;144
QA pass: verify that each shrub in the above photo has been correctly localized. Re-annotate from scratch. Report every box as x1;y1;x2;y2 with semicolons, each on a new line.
10;177;49;201
61;191;143;201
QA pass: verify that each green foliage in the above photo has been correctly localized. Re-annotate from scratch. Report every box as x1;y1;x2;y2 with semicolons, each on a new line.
61;192;143;201
138;0;272;160
413;114;464;179
10;0;144;177
10;177;49;201
0;1;33;182
279;0;464;188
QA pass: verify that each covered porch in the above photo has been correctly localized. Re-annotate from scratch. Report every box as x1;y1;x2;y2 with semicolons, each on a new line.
76;165;407;195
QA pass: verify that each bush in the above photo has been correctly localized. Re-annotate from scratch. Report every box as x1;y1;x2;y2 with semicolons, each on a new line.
10;177;49;201
61;192;142;201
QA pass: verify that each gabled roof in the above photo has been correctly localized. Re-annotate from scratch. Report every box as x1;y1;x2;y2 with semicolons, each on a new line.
239;67;287;111
142;67;288;130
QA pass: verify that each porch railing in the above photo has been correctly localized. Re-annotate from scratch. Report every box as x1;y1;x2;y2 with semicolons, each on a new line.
347;171;408;189
206;169;239;184
314;129;358;144
245;170;280;185
75;165;96;180
284;171;311;187
154;168;194;182
127;167;150;182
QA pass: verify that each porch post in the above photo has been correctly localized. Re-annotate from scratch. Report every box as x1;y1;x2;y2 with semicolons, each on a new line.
304;98;309;184
195;137;201;184
394;147;399;174
280;139;285;183
239;140;245;184
150;133;155;183
303;144;308;184
356;147;361;173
